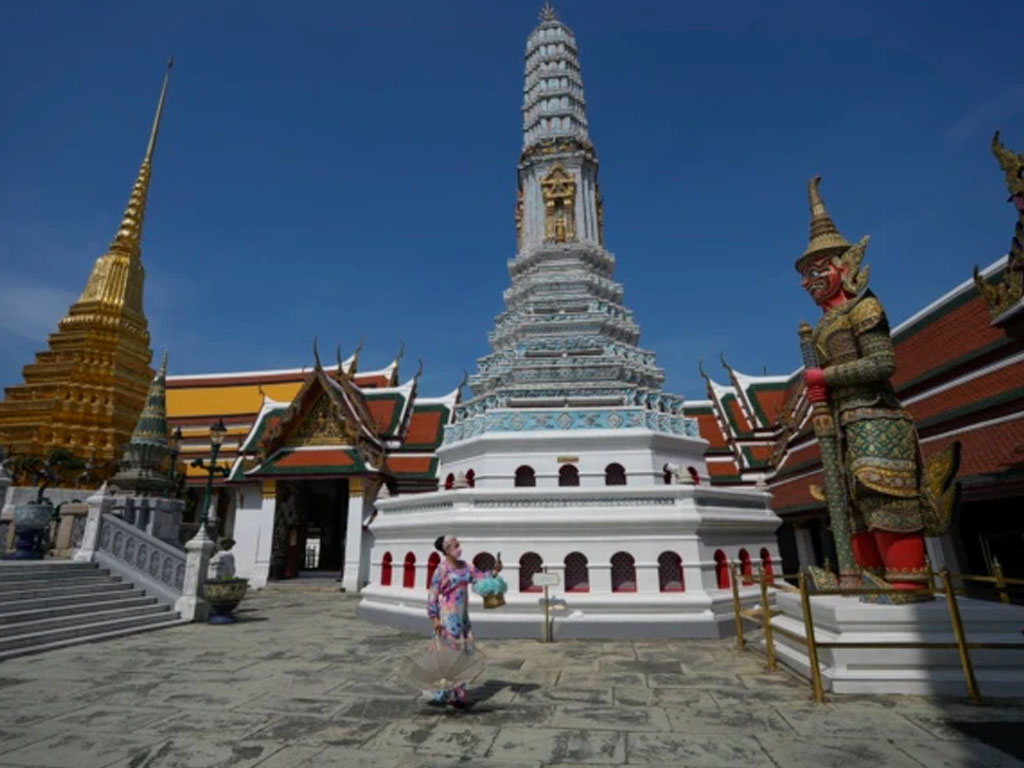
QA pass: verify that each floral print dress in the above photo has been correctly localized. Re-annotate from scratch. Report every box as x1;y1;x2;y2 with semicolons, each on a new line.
426;559;491;703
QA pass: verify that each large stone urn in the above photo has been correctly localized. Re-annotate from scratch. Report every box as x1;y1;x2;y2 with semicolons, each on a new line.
202;578;249;624
8;501;55;560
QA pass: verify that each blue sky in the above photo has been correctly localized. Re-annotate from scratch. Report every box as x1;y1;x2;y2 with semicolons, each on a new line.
2;0;1022;400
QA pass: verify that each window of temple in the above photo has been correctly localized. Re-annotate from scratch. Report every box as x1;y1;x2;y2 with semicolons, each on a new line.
403;552;416;588
515;465;536;487
611;552;637;592
558;465;579;487
564;552;589;592
426;552;440;590
381;552;392;586
760;547;775;585
444;473;454;491
604;463;626;486
465;469;476;488
714;549;730;589
658;552;684;592
520;552;543;593
473;552;495;573
739;548;753;585
687;467;700;485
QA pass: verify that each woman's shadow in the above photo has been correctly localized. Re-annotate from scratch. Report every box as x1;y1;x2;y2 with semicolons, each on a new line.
434;679;541;715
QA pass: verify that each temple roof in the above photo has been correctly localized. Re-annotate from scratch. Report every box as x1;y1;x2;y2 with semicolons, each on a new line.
166;348;456;485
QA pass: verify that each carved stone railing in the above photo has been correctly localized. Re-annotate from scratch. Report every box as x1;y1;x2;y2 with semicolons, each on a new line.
94;512;186;605
74;488;214;621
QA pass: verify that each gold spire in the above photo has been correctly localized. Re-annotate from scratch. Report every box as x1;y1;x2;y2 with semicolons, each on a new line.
539;2;557;22
110;57;173;259
797;176;851;270
75;59;172;316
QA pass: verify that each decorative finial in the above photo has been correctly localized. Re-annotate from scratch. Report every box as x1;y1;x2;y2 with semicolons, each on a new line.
394;340;405;365
457;368;469;393
335;344;343;375
719;351;732;373
157;350;168;380
414;358;424;383
348;338;363;377
539;2;557;22
312;337;322;370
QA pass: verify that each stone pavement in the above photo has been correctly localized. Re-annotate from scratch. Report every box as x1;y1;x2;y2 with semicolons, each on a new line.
0;591;1021;768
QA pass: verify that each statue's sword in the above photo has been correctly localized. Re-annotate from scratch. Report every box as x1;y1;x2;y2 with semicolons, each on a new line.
798;322;860;590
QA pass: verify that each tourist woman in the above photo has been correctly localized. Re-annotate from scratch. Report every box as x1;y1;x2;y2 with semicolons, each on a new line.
425;534;501;708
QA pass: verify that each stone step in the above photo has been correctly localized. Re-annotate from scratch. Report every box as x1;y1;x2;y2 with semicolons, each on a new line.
0;580;132;604
0;602;171;638
0;575;122;595
0;594;159;626
0;567;110;584
0;586;147;614
0;610;180;655
0;562;99;576
0;615;189;661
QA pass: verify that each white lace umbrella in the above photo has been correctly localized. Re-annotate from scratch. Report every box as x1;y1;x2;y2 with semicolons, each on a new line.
400;636;486;691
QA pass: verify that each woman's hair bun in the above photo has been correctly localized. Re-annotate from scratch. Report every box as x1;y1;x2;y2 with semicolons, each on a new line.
434;535;446;552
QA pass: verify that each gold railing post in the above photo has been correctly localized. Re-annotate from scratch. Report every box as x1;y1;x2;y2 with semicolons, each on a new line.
798;571;825;703
993;558;1010;605
759;565;776;672
730;561;744;650
941;569;981;704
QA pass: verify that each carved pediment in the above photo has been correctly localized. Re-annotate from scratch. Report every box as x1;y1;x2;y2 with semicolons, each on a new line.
285;392;356;447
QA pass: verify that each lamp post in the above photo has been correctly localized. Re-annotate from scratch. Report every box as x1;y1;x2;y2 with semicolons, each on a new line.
191;418;229;531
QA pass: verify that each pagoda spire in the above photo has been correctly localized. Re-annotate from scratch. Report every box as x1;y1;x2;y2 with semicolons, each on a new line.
76;58;172;315
539;2;557;22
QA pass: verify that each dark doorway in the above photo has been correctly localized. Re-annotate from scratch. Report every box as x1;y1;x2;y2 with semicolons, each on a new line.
270;479;350;580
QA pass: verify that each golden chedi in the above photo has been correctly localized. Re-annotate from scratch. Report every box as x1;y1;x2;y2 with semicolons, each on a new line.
0;61;173;468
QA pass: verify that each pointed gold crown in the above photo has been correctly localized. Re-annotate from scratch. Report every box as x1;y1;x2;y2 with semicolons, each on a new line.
796;176;851;271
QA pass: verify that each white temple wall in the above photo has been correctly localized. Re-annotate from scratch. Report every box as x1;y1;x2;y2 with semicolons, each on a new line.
230;481;275;589
437;429;709;490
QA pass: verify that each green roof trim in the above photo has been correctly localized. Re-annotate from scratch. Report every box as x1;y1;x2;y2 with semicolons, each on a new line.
365;390;408;436
398;403;452;451
249;447;369;477
896;338;1016;396
916;385;1024;432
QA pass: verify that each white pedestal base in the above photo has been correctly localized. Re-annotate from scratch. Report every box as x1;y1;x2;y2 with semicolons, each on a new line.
768;592;1024;697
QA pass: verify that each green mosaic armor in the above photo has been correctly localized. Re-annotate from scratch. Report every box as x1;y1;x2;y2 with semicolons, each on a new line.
812;291;923;534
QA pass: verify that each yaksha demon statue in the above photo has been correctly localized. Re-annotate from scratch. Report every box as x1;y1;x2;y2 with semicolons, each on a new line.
795;177;959;598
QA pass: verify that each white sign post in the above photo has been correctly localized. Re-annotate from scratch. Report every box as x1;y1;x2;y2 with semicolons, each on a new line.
533;571;559;643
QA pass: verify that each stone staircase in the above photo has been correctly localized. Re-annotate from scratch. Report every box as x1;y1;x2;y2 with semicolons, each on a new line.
0;560;188;660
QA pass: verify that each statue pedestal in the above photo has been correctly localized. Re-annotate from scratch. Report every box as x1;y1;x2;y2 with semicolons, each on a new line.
767;591;1024;697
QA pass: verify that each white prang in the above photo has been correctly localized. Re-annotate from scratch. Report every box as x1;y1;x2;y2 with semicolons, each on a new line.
357;9;781;639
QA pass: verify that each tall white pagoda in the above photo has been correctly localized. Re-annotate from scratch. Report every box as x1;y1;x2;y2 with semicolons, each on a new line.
358;5;781;638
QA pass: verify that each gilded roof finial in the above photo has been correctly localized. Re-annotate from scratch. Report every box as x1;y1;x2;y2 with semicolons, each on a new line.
539;2;557;22
796;176;851;270
108;58;173;259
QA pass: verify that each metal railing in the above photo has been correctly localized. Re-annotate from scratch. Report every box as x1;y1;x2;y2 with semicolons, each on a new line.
729;561;1024;704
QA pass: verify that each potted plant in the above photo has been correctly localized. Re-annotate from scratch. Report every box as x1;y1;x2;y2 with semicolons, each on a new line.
6;448;83;560
203;537;248;624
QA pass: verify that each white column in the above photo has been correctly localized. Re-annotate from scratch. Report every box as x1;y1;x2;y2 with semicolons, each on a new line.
342;486;368;593
232;482;275;589
176;525;215;622
73;486;115;562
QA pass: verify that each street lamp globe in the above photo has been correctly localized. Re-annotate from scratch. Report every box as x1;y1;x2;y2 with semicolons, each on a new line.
209;419;227;448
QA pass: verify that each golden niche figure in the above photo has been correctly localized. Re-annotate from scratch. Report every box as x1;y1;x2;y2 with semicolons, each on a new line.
541;166;576;243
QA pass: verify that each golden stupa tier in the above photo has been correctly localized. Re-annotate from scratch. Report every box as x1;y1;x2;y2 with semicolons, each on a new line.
0;62;172;465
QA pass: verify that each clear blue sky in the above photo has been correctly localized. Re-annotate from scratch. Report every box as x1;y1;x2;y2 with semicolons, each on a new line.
2;0;1022;399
